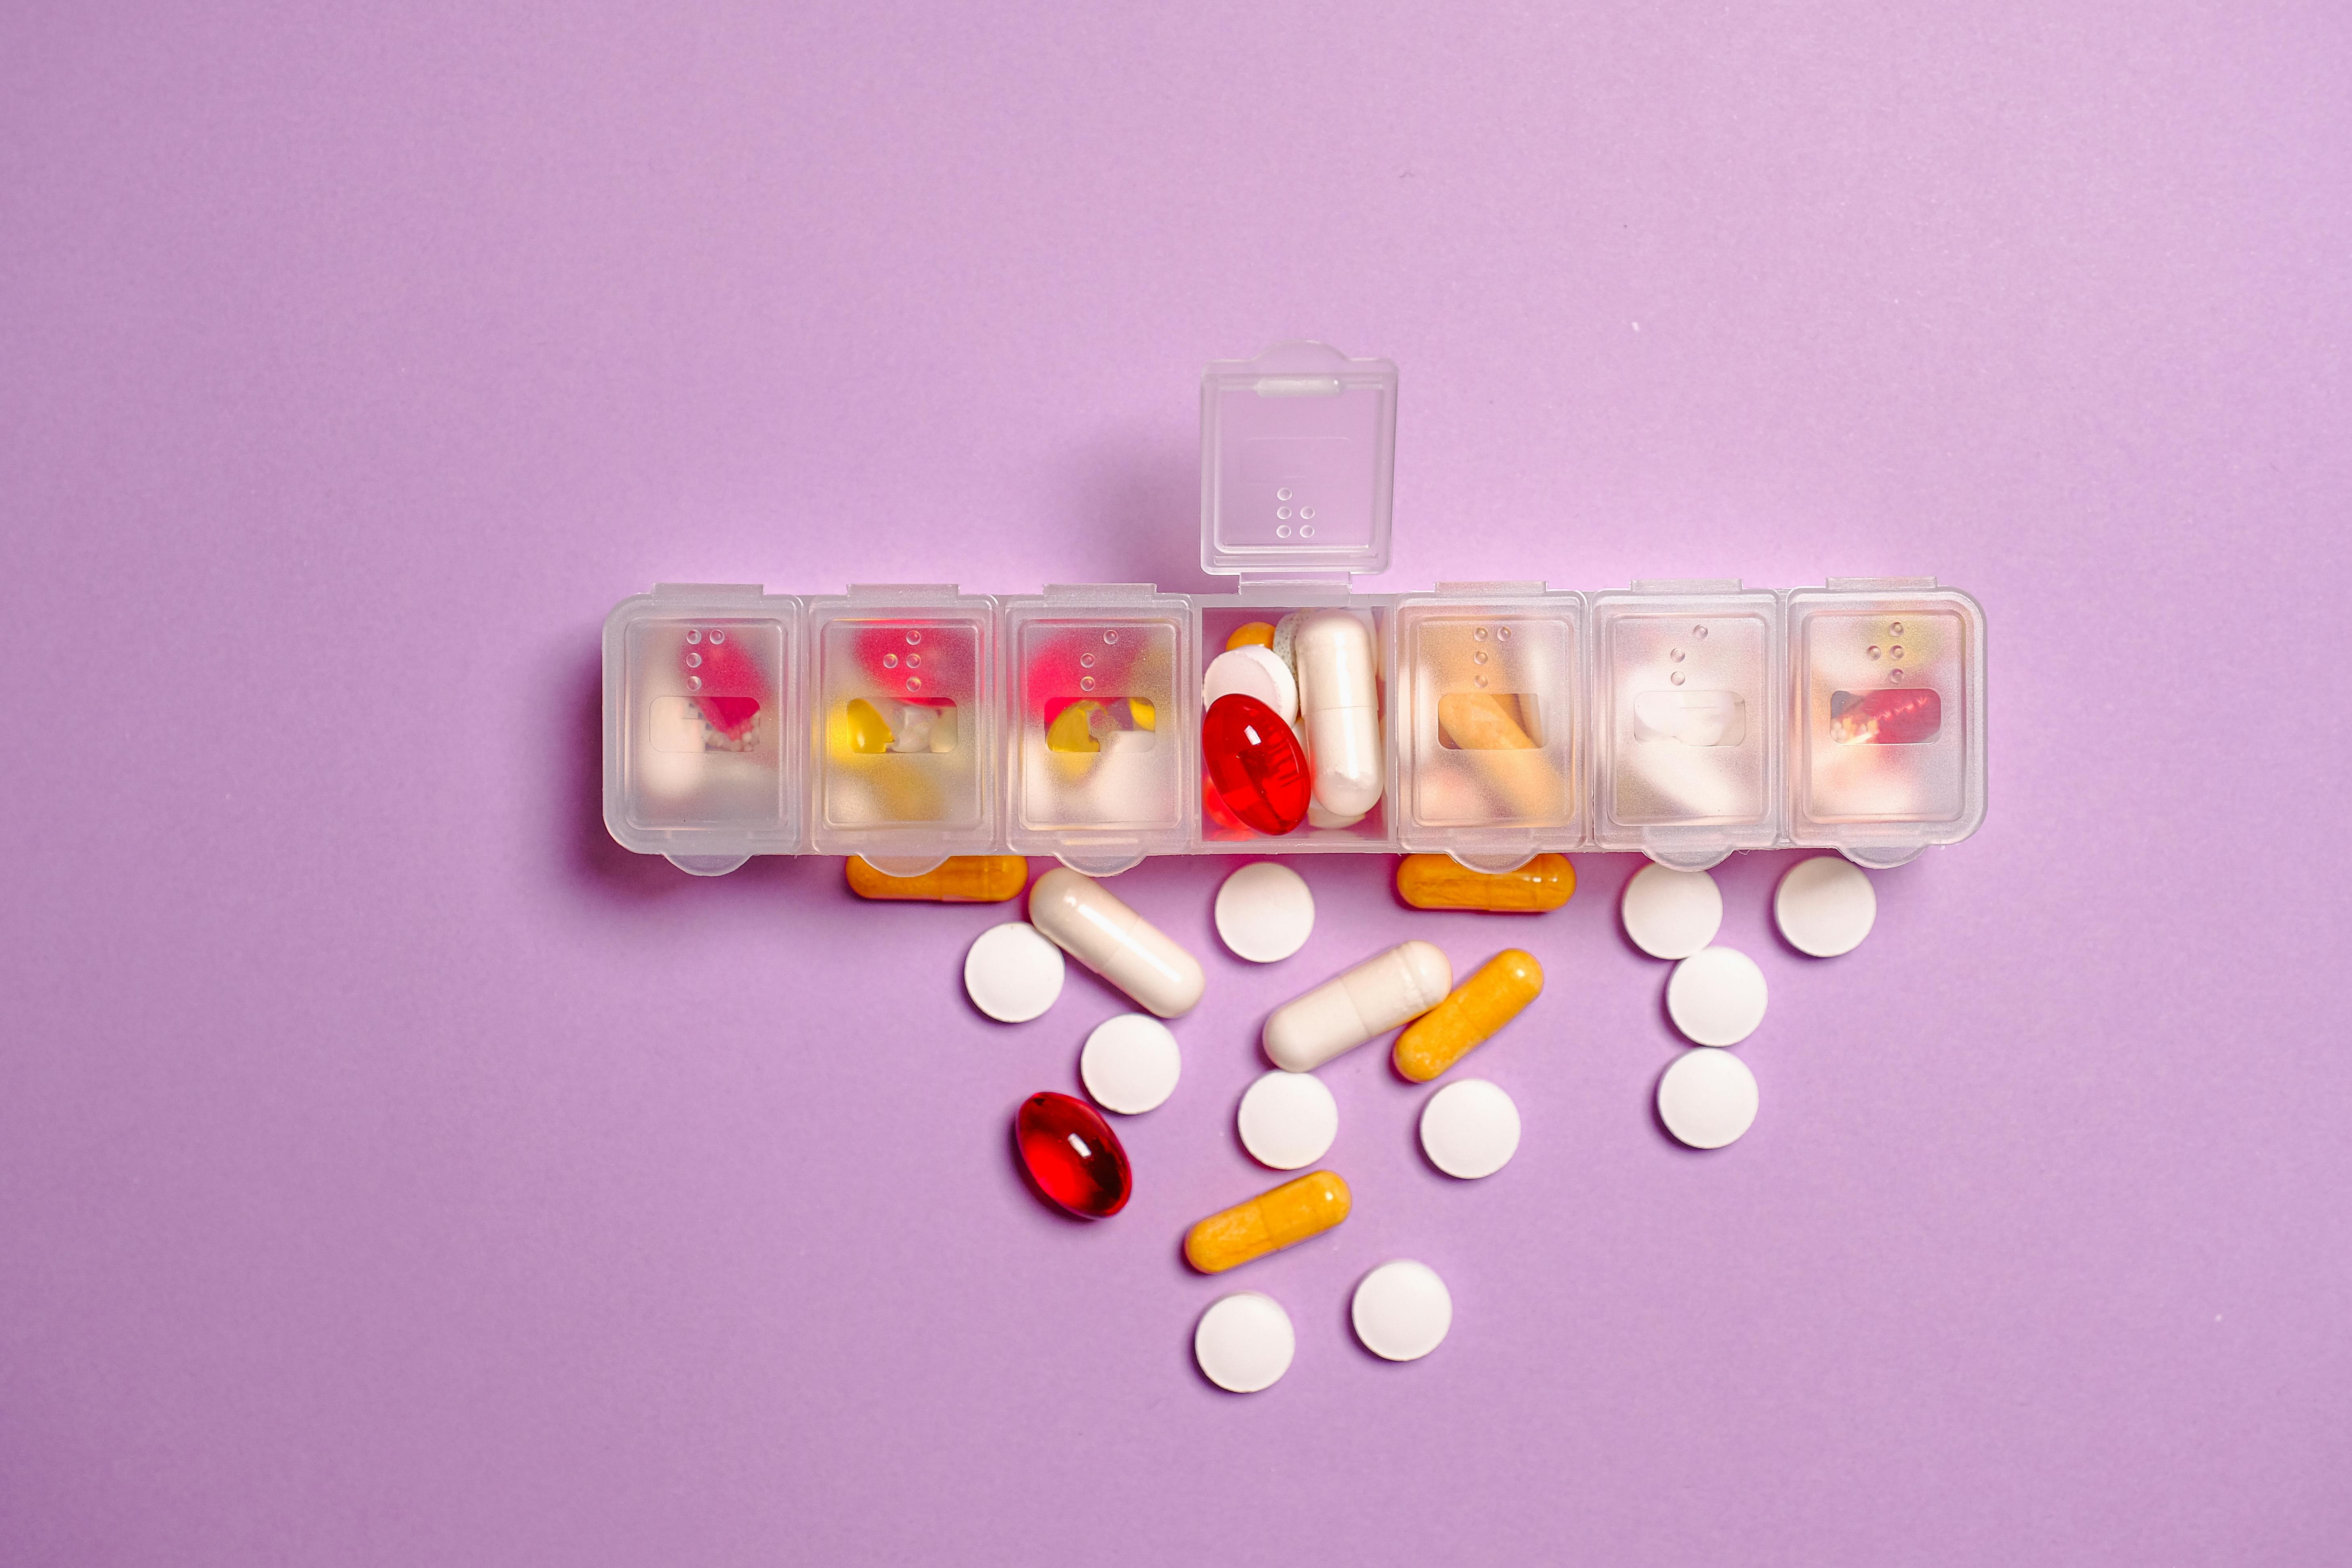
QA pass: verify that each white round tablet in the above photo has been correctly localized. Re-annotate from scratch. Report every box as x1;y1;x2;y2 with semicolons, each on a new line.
1079;1013;1181;1114
1656;1047;1759;1149
1194;1291;1295;1393
1214;862;1315;963
1664;946;1768;1045
1202;645;1299;724
1775;855;1878;957
962;921;1065;1023
1418;1079;1521;1179
1351;1259;1452;1362
1621;863;1724;960
1236;1070;1338;1170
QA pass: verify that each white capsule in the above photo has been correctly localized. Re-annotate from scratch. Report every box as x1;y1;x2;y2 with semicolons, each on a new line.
1262;939;1451;1072
1028;867;1206;1018
1293;610;1383;820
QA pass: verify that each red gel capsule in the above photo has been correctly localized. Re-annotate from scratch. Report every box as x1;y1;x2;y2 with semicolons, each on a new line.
1203;693;1311;836
1015;1092;1132;1218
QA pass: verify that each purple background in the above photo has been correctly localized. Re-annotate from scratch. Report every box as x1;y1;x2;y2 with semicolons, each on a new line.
3;4;2347;1564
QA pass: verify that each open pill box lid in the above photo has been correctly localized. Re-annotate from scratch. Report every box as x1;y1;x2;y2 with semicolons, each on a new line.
601;343;1986;877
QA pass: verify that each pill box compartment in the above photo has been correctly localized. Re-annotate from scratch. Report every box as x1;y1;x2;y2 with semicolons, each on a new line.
1003;585;1197;875
1590;582;1784;869
1785;580;1985;868
805;585;1000;874
601;584;805;875
1198;600;1397;851
1389;585;1586;870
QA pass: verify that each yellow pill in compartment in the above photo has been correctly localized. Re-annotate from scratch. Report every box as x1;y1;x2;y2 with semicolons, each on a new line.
1225;621;1278;651
1396;852;1576;913
1393;949;1543;1082
845;855;1029;903
1184;1170;1351;1273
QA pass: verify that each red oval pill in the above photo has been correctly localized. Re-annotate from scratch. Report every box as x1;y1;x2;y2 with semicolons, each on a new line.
1015;1092;1132;1218
1203;693;1311;836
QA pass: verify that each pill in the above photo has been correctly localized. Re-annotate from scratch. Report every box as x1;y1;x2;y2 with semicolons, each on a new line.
964;922;1066;1023
1351;1259;1451;1361
1236;1069;1339;1170
1305;799;1368;831
1665;946;1768;1045
1204;645;1299;725
1392;949;1542;1082
1194;1291;1294;1393
1263;940;1452;1072
1184;1170;1351;1273
1293;610;1384;820
1203;694;1312;836
1620;863;1723;960
1214;862;1315;962
1078;1013;1181;1114
1029;867;1206;1018
1014;1091;1132;1216
1418;1079;1521;1178
847;854;1029;902
1656;1047;1758;1149
1774;855;1877;957
1225;621;1278;651
1435;691;1539;751
1395;852;1576;913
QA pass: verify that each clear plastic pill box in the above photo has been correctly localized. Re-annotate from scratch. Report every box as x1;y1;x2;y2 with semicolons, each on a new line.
603;342;1987;877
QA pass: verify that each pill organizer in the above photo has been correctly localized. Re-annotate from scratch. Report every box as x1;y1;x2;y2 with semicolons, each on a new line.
602;342;1987;878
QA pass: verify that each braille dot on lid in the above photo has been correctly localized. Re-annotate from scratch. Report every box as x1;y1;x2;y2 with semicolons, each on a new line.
1671;670;1686;685
1497;626;1511;640
1890;621;1904;635
1473;674;1488;687
1694;624;1709;639
685;629;701;644
687;676;701;691
1300;507;1315;520
685;652;702;668
884;653;898;668
1670;648;1684;662
1474;627;1488;641
907;676;922;691
1103;631;1118;644
1889;645;1904;660
1867;645;1880;659
1277;487;1294;502
1299;525;1315;537
1080;676;1095;691
709;631;724;644
1080;653;1095;668
1889;668;1906;682
1473;650;1488;664
906;630;922;645
1276;507;1292;520
1276;525;1292;538
906;653;919;668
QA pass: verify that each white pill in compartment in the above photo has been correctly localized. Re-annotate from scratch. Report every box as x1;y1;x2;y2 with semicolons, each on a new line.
1202;645;1299;725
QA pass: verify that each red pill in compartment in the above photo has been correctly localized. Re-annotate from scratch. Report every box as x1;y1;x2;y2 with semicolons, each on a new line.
1015;1093;1132;1218
1203;694;1311;836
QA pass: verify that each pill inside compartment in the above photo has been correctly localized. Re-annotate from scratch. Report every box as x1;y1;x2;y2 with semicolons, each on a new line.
622;617;789;829
1014;619;1182;833
1794;608;1970;824
819;617;985;828
1599;606;1774;829
1401;612;1579;832
1200;606;1391;846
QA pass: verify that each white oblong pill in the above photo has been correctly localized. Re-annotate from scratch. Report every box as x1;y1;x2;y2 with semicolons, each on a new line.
1194;1290;1295;1393
1775;855;1878;957
1214;862;1315;963
1657;1047;1759;1149
1621;863;1723;960
1418;1079;1521;1179
1294;611;1383;819
1202;645;1299;724
1665;946;1768;1045
1079;1013;1181;1114
1236;1069;1339;1170
1351;1259;1452;1362
962;921;1066;1023
1029;867;1206;1018
1262;940;1452;1072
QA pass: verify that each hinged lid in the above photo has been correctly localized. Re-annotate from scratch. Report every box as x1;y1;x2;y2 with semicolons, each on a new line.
1201;342;1397;585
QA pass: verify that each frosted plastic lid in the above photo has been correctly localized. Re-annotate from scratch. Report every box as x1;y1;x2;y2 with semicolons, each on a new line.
1201;342;1397;581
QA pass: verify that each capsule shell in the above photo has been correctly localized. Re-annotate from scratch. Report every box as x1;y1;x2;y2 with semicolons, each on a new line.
1263;940;1452;1072
1393;949;1544;1082
846;855;1029;903
1294;610;1383;820
1396;852;1576;913
1184;1171;1352;1273
1029;867;1207;1018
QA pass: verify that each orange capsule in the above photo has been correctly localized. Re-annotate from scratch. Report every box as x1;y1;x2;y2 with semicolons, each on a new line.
1184;1171;1351;1273
845;855;1029;903
1225;621;1278;651
1393;949;1543;1081
1395;852;1575;913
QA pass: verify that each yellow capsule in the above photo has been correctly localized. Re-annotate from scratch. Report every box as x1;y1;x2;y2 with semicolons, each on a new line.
1396;852;1575;913
1183;1171;1351;1273
1045;700;1104;753
1437;691;1540;750
1225;621;1278;651
1393;949;1543;1081
842;697;896;754
1126;695;1156;731
845;855;1029;903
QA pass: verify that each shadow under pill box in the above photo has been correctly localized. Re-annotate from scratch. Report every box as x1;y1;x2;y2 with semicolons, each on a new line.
601;342;1987;879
